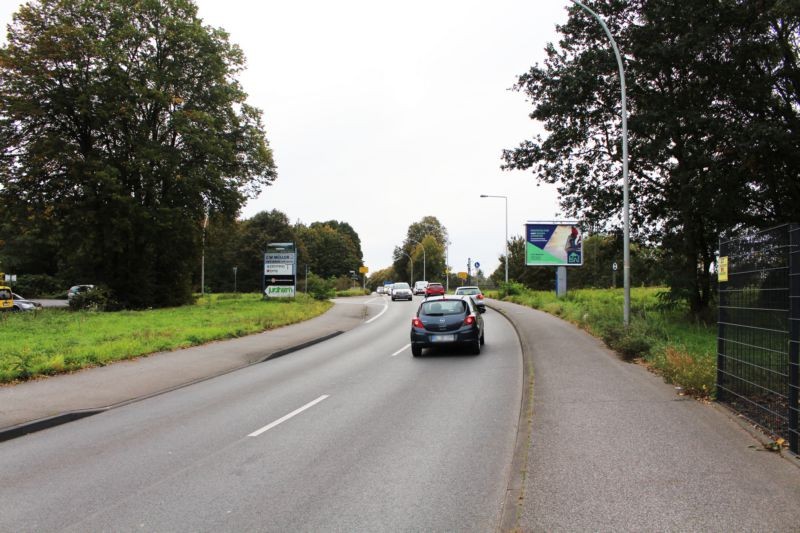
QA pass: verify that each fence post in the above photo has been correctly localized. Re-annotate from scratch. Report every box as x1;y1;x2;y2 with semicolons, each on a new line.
717;237;727;403
789;224;799;455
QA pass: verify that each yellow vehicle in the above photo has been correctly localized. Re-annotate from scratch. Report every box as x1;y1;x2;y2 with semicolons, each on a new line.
0;286;13;311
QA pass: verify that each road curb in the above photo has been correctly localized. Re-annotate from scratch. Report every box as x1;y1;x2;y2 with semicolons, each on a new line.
0;331;344;443
489;301;536;533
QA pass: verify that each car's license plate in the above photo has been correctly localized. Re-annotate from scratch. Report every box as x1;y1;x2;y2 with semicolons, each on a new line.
431;334;455;342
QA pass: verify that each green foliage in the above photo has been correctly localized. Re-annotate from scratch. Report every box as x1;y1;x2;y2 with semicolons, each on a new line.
296;222;363;279
0;293;331;383
305;273;335;300
9;274;66;298
366;267;397;291
496;286;716;395
335;287;370;297
497;281;526;298
67;286;117;312
0;0;277;309
394;217;449;284
503;0;800;316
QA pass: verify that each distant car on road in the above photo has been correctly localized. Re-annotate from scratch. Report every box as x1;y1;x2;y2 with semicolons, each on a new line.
453;286;486;313
413;281;429;295
376;286;385;295
410;295;485;356
12;293;42;312
424;282;445;297
390;282;413;301
67;284;95;301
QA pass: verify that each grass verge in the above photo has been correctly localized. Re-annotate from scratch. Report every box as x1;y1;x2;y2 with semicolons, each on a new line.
0;293;332;383
335;288;371;297
489;287;716;397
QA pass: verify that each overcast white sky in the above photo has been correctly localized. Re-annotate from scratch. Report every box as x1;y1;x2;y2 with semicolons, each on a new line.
1;0;571;277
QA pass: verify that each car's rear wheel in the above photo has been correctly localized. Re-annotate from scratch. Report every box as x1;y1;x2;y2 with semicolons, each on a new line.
411;344;422;357
471;336;481;355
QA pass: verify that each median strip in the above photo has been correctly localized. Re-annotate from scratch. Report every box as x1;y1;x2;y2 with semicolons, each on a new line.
248;395;330;437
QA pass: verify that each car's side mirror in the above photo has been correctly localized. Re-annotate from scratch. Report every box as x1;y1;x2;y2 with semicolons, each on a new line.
478;307;486;314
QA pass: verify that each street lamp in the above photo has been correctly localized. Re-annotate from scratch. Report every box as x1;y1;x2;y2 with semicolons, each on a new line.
409;238;426;281
400;251;414;285
569;0;631;326
480;194;508;284
201;208;209;296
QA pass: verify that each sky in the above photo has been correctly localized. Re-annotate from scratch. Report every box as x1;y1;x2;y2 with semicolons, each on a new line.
0;0;572;278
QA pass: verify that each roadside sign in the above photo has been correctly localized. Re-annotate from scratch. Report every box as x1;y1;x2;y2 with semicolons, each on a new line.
474;262;480;269
359;266;369;274
266;285;295;298
718;256;728;282
612;262;618;271
457;271;468;280
264;243;297;297
525;221;583;267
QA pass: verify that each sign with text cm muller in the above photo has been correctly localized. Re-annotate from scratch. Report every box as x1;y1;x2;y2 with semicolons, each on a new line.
525;221;583;267
263;243;297;297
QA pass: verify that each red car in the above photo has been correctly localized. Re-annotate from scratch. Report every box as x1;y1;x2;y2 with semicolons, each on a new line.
424;282;445;297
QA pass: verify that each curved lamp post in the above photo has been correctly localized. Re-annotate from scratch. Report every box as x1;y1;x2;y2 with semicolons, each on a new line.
409;238;426;281
569;0;631;326
400;251;414;285
480;194;508;284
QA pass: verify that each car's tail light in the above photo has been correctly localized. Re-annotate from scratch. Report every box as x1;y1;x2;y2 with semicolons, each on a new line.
477;294;484;300
464;315;476;326
412;317;424;329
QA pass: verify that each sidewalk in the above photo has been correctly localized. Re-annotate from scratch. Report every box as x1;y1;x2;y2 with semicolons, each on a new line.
489;298;800;532
0;297;380;441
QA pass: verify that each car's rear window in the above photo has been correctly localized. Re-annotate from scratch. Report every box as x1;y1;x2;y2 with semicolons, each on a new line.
394;283;410;289
421;300;466;316
457;288;479;295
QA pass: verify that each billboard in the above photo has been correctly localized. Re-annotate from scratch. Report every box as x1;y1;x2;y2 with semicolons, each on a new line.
264;243;297;297
525;222;583;266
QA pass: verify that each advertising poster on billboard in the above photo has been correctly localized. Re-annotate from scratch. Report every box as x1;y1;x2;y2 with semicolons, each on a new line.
264;243;297;297
525;222;583;266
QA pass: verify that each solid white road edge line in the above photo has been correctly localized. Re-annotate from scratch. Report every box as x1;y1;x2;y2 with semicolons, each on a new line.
248;395;330;437
391;343;411;357
365;300;389;324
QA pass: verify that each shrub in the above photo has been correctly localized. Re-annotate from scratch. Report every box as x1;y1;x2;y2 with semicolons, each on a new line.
68;286;117;311
305;273;335;300
498;281;526;298
11;274;66;298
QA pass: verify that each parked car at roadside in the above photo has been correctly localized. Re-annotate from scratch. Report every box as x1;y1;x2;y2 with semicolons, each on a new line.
410;295;485;356
391;282;413;301
0;286;13;311
67;284;95;300
424;282;445;297
453;286;486;313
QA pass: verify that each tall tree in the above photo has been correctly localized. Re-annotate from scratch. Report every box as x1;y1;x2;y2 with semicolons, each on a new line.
296;222;362;279
503;0;799;315
394;216;449;283
0;0;276;307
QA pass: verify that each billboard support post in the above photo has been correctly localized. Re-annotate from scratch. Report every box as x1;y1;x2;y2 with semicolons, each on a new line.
556;266;567;297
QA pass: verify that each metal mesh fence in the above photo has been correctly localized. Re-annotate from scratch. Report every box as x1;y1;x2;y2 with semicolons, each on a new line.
718;224;799;454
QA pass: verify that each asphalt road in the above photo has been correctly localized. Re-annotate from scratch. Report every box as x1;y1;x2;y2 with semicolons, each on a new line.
0;296;522;532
